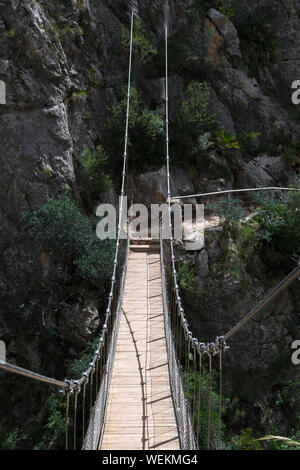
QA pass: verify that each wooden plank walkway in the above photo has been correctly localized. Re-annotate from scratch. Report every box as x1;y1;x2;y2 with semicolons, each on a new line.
100;242;180;450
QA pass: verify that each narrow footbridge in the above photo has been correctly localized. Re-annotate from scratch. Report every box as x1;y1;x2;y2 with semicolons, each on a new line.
1;9;300;451
101;240;179;450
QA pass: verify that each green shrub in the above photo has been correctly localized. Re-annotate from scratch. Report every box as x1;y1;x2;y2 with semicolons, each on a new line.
76;145;112;196
33;392;66;450
174;81;216;161
206;197;245;232
47;22;83;41
177;261;198;294
239;12;279;56
237;220;260;261
253;191;300;255
24;195;115;289
215;129;240;150
219;0;235;18
121;19;157;63
281;142;300;165
230;428;263;450
1;428;27;450
184;367;227;449
178;81;215;135
105;87;164;171
193;132;214;153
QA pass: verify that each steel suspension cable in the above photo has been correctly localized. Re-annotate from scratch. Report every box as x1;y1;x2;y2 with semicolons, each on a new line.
196;351;202;443
218;348;223;449
207;352;212;450
74;389;79;450
65;391;70;451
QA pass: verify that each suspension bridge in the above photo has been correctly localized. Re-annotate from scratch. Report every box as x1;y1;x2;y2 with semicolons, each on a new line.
1;9;300;451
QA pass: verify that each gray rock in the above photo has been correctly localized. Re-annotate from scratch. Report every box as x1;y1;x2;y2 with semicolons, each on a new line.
195;249;209;278
207;8;241;58
241;154;297;187
128;166;194;207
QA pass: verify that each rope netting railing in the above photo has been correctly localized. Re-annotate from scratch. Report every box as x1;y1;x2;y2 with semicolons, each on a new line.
0;9;136;451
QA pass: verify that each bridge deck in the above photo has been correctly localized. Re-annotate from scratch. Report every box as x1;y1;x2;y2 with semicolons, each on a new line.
100;244;180;450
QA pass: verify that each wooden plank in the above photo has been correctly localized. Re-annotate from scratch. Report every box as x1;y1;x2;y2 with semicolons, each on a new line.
100;247;180;451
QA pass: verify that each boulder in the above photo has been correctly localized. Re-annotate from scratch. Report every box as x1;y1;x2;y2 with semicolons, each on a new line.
207;8;241;58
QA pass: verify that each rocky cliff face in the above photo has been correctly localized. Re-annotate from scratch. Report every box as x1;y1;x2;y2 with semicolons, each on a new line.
0;0;299;446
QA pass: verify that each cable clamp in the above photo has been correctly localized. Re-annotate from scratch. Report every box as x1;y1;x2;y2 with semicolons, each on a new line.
198;342;207;354
64;379;75;394
207;342;218;356
216;336;230;353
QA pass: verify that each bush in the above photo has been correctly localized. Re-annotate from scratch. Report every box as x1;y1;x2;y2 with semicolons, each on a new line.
253;191;300;256
239;12;279;56
206;197;245;232
173;81;216;162
76;145;112;197
105;87;164;171
184;366;227;449
229;428;262;450
219;0;235;18
178;81;216;137
121;19;157;63
1;428;27;450
24;195;115;289
33;392;66;450
215;129;240;151
177;261;198;294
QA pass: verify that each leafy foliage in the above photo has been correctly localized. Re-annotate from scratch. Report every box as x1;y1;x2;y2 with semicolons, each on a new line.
121;19;157;63
177;261;198;294
206;197;246;231
229;428;263;450
219;0;235;18
178;81;215;136
184;367;227;449
0;428;27;450
33;392;66;450
173;81;216;161
238;130;261;155
24;195;115;289
252;191;300;256
71;338;100;377
215;129;240;150
193;132;214;153
105;87;164;171
239;11;279;56
76;145;112;197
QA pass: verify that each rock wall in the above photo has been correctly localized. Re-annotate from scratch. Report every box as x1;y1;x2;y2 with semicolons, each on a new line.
0;0;300;444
